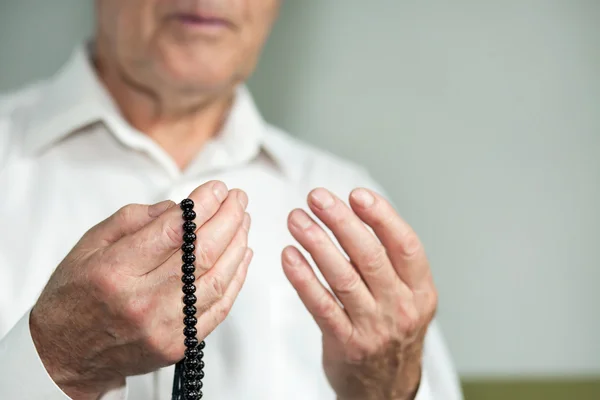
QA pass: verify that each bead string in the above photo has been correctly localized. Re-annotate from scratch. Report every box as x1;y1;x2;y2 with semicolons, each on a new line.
172;198;204;400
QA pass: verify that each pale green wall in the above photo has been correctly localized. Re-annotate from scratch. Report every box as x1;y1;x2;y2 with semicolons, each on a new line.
248;0;600;378
0;0;93;91
1;0;599;380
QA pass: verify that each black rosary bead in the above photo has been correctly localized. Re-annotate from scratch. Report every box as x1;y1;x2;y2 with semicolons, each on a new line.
185;347;199;358
184;337;199;348
182;253;196;264
183;369;199;380
182;284;196;295
182;210;197;221
183;232;196;243
180;199;194;210
183;305;196;316
185;357;200;369
185;391;202;400
183;326;197;338
182;274;195;284
182;243;195;253
173;199;203;400
183;294;197;305
183;221;197;233
182;264;195;274
185;379;202;391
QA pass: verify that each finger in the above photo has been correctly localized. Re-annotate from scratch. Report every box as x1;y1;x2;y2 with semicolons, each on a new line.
151;210;249;288
109;180;229;275
307;188;404;299
349;188;429;289
157;215;249;343
187;208;249;312
281;246;352;343
287;208;376;322
186;189;248;275
196;248;253;340
86;200;175;246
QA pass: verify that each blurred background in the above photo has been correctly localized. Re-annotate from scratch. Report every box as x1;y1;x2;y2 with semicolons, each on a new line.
1;1;599;398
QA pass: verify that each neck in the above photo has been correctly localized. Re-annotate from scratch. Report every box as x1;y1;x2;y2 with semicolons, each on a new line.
93;47;234;171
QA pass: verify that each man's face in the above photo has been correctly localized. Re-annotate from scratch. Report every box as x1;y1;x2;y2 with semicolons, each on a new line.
96;0;280;96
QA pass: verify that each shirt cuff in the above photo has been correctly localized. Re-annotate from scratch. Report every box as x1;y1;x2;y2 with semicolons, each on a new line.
0;310;128;400
414;367;434;400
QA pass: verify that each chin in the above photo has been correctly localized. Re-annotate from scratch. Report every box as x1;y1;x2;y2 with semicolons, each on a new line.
173;69;235;94
156;45;245;95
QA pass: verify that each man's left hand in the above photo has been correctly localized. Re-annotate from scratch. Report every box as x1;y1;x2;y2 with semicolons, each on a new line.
282;188;437;400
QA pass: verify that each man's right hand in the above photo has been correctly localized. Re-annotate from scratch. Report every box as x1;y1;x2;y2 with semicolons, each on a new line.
29;180;252;399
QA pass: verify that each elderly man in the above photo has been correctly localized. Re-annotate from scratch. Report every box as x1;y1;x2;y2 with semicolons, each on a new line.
0;1;462;399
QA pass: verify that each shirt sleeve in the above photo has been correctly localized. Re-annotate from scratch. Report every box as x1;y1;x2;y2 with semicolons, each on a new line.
413;320;463;400
0;310;128;400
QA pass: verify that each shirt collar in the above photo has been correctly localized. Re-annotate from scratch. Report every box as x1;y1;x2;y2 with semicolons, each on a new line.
23;44;290;177
23;45;117;154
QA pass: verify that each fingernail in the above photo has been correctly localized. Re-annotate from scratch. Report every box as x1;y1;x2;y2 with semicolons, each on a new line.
284;248;300;266
310;188;335;210
242;213;251;231
237;191;248;209
148;200;174;217
291;210;312;230
212;181;228;202
351;188;375;208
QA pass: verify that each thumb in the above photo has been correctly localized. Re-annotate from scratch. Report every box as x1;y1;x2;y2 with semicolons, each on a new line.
85;200;175;246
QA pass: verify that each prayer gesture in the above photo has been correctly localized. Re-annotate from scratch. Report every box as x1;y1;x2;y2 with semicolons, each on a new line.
283;188;437;400
29;181;251;399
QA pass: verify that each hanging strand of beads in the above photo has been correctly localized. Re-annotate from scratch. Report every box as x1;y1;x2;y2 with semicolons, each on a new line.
172;198;205;400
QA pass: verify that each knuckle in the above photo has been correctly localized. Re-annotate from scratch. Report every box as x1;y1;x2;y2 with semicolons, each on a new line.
93;264;121;295
401;231;422;258
214;302;230;323
116;204;138;226
208;274;226;301
195;196;211;220
365;340;381;356
361;247;387;272
95;274;117;297
328;209;346;226
372;325;392;350
79;228;95;244
196;240;217;270
304;226;327;246
95;272;114;293
313;294;337;320
426;287;439;314
397;304;420;335
123;296;152;327
165;270;181;288
334;272;361;296
345;340;370;363
116;204;133;223
163;221;182;247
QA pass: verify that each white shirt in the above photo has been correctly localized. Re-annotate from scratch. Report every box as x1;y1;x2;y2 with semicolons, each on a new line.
0;46;462;400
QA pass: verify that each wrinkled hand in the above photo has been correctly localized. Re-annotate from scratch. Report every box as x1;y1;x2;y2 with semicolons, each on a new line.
282;188;437;400
30;181;252;399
